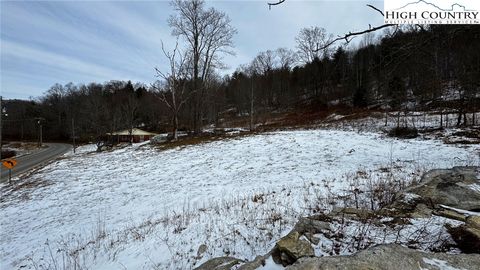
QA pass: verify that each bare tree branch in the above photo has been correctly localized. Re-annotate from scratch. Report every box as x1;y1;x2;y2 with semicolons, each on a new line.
311;3;400;51
316;23;395;51
269;1;396;52
268;0;285;10
153;40;194;140
366;4;384;16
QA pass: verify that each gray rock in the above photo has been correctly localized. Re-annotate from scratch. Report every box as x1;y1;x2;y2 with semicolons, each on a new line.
384;193;424;217
433;208;467;222
410;203;433;218
199;254;280;270
293;217;331;234
272;232;315;266
194;257;243;270
237;254;270;270
467;215;480;230
339;207;375;219
391;166;480;214
303;232;320;245
196;244;207;259
447;216;480;254
286;244;480;270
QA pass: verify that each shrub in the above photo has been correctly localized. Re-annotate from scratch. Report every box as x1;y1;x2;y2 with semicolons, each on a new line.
1;150;16;159
388;127;418;139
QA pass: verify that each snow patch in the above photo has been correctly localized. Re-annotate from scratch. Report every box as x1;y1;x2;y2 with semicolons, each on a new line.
402;193;421;203
422;258;467;270
439;205;480;217
255;256;284;270
467;184;480;193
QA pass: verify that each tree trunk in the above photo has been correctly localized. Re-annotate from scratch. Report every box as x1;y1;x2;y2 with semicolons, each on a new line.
173;114;178;141
440;112;443;128
384;109;388;126
129;124;133;145
457;110;462;127
396;111;400;128
250;79;254;131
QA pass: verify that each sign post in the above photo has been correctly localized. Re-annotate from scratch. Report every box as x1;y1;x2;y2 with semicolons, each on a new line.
2;159;17;184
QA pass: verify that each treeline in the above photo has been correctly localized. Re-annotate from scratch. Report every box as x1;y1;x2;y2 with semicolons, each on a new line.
3;81;161;141
3;25;479;142
225;25;479;117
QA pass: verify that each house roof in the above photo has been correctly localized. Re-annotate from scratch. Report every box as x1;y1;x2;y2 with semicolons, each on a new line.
107;128;157;136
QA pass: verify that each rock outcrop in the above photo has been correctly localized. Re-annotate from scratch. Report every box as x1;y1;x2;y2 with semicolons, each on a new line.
194;257;243;270
389;166;480;253
196;167;480;270
287;244;480;270
390;167;480;215
447;215;480;254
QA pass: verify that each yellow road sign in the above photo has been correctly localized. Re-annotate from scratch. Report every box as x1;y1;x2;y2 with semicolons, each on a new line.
2;159;17;169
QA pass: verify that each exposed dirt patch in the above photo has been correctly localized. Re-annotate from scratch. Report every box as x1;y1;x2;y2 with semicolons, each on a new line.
452;129;480;139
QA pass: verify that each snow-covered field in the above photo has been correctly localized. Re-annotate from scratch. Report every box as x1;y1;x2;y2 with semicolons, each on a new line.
1;129;478;269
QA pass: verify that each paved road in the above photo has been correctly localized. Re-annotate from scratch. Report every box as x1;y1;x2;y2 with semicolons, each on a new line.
1;143;72;183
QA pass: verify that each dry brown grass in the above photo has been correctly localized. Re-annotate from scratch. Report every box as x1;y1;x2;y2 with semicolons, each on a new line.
154;131;256;151
252;106;379;131
10;179;53;191
0;179;53;204
154;106;384;150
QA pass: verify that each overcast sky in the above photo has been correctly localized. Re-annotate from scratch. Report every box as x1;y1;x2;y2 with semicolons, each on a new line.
0;0;383;100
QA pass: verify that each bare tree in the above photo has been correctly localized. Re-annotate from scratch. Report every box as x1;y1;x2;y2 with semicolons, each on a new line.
240;63;258;131
295;26;332;64
120;81;139;145
275;47;296;70
168;0;237;132
272;1;397;51
154;42;190;141
252;50;276;74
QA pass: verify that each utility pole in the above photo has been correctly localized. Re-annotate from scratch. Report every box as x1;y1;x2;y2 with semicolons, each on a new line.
250;75;254;132
72;118;76;153
36;118;44;147
39;121;43;147
0;96;3;158
0;96;8;158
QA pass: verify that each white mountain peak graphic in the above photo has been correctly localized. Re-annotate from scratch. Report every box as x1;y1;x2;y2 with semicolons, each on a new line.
395;0;473;11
